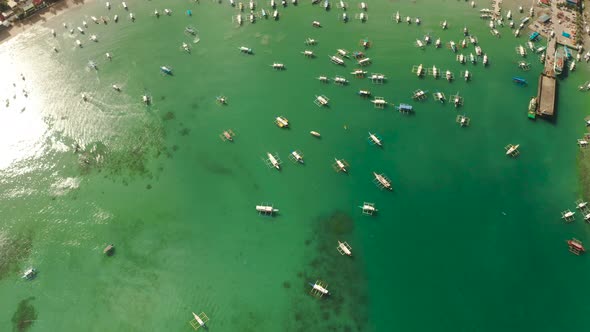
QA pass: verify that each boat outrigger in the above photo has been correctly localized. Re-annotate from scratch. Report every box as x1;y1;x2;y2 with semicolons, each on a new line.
314;95;329;107
412;89;428;100
456;114;470;127
373;172;392;190
330;55;345;66
289;150;304;163
562;209;575;222
369;73;385;84
216;95;227;105
412;64;425;77
333;158;349;173
433;91;445;103
505;144;520;157
568;238;585;255
429;65;439;78
358;90;371;98
256;203;279;215
271;63;285;70
264;152;282;170
220;129;235;142
22;268;36;280
360;202;377;215
239;46;253;54
351;69;367;78
337;241;352;256
160;66;173;75
275;116;289;128
368;132;382;146
370;97;387;109
309;280;329;298
189;312;210;330
445;70;454;81
450;92;463;108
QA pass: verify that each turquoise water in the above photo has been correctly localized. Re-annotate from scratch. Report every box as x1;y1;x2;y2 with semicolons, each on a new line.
2;0;590;331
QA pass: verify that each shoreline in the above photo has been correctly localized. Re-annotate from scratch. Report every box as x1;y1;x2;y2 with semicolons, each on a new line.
0;0;89;44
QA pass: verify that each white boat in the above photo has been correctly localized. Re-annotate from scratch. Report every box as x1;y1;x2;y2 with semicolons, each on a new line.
424;35;431;44
154;9;159;17
192;312;207;328
469;53;475;63
360;1;366;10
570;60;576;72
509;21;514;28
51;29;56;37
395;11;400;23
249;12;255;23
416;64;424;77
457;54;465;64
373;172;392;190
22;268;36;280
527;41;535;51
90;34;97;42
334;76;348;84
471;35;479;44
122;1;128;9
450;41;456;53
446;70;453;81
164;8;171;15
270;0;276;8
330;55;345;65
129;13;134;20
142;95;150;104
112;84;121;91
249;0;255;10
77;26;84;33
463;26;468;36
464;70;470;81
273;10;279;20
337;241;352;256
517;45;526;57
475;46;482;56
261;8;267;18
310;131;321;137
432;65;439;78
334;159;347;173
106;2;110;9
256;204;279;214
267;153;280;169
415;17;420;25
441;20;447;29
182;42;190;53
435;38;441;48
337;49;349;58
506;144;519;156
276;116;289;127
506;10;511;20
483;54;488;65
237;14;243;25
239;46;252;54
114;15;118;22
311;281;329;295
368;132;382;146
518;6;523;13
312;20;321;27
82;20;87;27
515;28;520;37
76;39;82;47
489;20;494;29
461;39;467;49
416;39;424;48
291;151;304;163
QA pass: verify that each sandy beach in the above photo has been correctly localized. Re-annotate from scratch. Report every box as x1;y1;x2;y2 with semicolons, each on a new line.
0;0;89;43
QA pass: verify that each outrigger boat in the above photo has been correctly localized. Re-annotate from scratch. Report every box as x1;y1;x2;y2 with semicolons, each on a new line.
433;91;445;103
469;53;476;64
396;103;413;113
355;12;367;22
260;8;267;18
445;70;454;81
469;35;478;44
429;65;439;78
368;132;382;146
359;1;367;10
160;66;173;75
317;76;329;83
309;280;329;298
516;45;526;57
449;40;457;53
334;76;348;85
441;20;448;29
412;64;424;77
395;11;400;23
275;116;289;128
302;50;315;58
463;26;469;36
406;16;411;24
22;268;36;280
214;95;228;105
435;38;441;48
568;238;585;255
181;42;191;53
235;14;243;25
457;54;465;64
505;144;520;157
90;34;98;42
142;94;151;105
239;46;252;54
475;45;482;56
337;241;352;256
351;69;367;78
358;90;371;98
271;63;285;70
357;58;371;66
518;61;530;71
461;39;467;48
412;89;427;100
330;55;345;66
265;152;281;170
373;172;392;190
333;158;349;173
305;38;317;45
370;97;387;109
337;0;347;9
336;49;350;58
190;312;210;330
256;203;279;215
290;150;304;163
314;95;329;107
461;70;471;81
220;129;235;142
360;202;377;215
456;114;470;127
483;54;488;66
369;73;385;84
512;77;527;86
450;92;463;108
185;26;197;35
415;39;424;49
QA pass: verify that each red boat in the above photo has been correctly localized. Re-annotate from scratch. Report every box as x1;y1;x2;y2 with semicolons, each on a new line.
567;238;585;255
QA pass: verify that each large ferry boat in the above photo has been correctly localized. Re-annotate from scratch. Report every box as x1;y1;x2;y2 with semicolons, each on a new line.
554;49;565;76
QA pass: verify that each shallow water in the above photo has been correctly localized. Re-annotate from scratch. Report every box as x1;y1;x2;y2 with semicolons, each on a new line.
1;0;590;331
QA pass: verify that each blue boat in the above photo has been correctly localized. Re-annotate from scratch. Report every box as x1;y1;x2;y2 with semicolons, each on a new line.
160;66;173;75
396;103;413;112
187;10;192;16
564;45;572;59
529;31;539;41
512;77;527;85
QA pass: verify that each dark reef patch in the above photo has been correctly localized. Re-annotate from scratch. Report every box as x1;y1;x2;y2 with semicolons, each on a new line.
0;232;33;281
11;297;37;332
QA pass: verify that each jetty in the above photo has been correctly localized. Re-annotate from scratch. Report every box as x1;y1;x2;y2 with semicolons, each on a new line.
535;72;556;118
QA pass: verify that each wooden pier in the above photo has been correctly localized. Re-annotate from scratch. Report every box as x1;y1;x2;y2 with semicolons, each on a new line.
535;72;556;118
